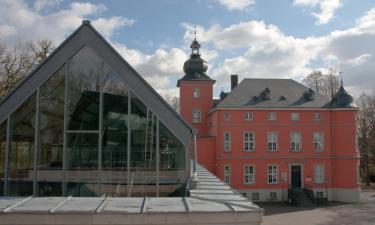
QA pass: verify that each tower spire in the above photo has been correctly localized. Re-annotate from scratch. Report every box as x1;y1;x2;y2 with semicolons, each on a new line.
194;26;197;41
339;71;344;86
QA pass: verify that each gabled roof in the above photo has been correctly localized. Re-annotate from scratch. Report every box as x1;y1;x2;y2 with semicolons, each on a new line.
214;78;331;109
0;20;194;145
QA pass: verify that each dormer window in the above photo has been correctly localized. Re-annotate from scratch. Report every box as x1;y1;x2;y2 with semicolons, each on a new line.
193;88;200;98
263;88;271;100
304;88;314;101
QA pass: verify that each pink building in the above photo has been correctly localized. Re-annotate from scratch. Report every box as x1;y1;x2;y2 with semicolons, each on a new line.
178;39;360;203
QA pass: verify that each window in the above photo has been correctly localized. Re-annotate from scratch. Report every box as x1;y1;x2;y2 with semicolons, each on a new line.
244;112;253;121
316;191;324;199
252;193;259;201
269;192;277;200
290;132;302;151
224;165;231;184
193;88;200;98
268;112;277;120
224;112;230;121
268;165;278;184
244;132;255;151
244;165;255;184
314;112;322;121
313;132;324;151
314;165;325;184
192;109;201;123
224;132;231;152
267;132;278;151
291;112;299;121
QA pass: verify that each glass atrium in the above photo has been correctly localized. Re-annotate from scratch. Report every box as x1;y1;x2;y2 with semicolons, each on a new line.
0;46;187;197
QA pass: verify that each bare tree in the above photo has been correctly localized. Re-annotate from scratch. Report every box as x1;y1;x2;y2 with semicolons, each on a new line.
163;92;180;112
303;70;324;93
357;93;375;185
303;68;340;99
0;39;54;100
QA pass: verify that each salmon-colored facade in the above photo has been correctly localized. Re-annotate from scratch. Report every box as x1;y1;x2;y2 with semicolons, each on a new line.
178;39;360;203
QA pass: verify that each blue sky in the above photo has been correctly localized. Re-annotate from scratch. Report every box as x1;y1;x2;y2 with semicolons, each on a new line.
1;0;375;99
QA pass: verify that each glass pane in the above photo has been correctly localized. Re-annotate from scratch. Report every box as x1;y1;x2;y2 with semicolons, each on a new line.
37;65;65;196
8;93;36;196
68;46;102;130
159;121;186;196
66;133;98;196
0;120;6;196
101;67;129;196
130;93;157;197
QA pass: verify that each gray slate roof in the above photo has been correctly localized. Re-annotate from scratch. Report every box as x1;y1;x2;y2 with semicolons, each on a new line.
215;78;331;109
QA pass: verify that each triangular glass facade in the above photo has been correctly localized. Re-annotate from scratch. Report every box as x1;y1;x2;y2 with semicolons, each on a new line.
0;45;187;197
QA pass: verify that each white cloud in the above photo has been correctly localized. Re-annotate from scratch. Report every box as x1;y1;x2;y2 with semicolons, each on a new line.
215;0;255;11
113;43;188;90
0;0;133;43
293;0;342;24
183;7;375;96
33;0;63;11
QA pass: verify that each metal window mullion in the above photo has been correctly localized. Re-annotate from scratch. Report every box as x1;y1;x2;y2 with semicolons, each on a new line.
62;61;69;196
156;118;159;197
66;130;99;133
4;117;10;195
98;62;104;196
33;89;40;196
127;89;131;197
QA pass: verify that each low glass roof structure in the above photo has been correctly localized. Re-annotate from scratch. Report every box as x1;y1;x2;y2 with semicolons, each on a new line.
0;165;263;225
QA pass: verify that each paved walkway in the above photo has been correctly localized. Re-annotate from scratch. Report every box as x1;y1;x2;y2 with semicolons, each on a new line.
259;190;375;225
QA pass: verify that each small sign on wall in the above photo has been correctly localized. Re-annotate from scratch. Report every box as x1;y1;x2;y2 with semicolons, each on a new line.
281;172;288;182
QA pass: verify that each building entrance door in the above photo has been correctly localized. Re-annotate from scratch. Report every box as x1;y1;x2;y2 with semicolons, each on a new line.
291;165;301;189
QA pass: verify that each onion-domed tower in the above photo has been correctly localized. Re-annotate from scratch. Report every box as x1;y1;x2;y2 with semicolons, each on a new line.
177;38;215;137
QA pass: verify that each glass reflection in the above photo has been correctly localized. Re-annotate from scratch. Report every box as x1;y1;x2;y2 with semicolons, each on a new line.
8;93;36;196
159;122;186;196
37;65;65;196
130;93;157;197
0;120;6;196
68;46;101;130
101;68;129;196
66;133;98;196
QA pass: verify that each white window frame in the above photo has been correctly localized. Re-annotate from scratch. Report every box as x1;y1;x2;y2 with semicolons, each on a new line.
268;112;276;121
313;132;324;152
267;132;278;151
224;131;231;152
244;165;255;185
193;88;200;98
290;132;302;151
244;112;253;121
224;165;231;184
314;164;325;184
314;112;322;121
268;164;278;184
192;109;201;123
224;112;230;121
243;131;255;151
291;112;299;121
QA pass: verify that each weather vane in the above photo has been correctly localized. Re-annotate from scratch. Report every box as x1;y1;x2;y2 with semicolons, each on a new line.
194;26;197;40
339;71;344;85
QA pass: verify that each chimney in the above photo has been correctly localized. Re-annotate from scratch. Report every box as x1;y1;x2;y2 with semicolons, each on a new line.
231;75;238;90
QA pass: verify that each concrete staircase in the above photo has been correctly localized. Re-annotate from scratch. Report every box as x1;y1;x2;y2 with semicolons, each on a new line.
293;189;315;207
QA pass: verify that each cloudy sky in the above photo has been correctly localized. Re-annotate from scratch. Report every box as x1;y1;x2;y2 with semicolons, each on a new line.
0;0;374;98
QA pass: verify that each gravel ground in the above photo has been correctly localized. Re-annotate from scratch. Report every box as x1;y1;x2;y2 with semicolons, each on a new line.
258;190;375;225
